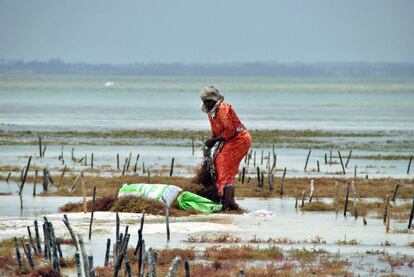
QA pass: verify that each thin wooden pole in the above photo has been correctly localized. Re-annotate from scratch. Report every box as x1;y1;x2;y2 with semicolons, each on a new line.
392;184;400;202
338;151;346;174
280;167;286;196
58;165;67;189
241;167;245;184
134;154;140;174
344;182;350;217
408;156;413;174
91;153;94;168
81;172;87;214
309;180;314;203
104;238;111;266
117;154;120;170
408;196;414;229
304;149;311;171
317;160;320;173
192;138;195;156
162;197;170;242
88;186;97;240
39;137;42;158
33;170;38;197
345;150;352;168
169;158;175;177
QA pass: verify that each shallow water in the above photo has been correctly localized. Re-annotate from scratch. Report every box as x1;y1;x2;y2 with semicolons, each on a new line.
0;144;412;179
1;75;414;132
0;197;412;273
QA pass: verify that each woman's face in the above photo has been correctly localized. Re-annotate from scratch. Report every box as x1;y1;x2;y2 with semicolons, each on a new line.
203;99;217;112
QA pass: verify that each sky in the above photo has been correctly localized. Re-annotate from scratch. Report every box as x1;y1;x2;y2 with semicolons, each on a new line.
0;0;413;64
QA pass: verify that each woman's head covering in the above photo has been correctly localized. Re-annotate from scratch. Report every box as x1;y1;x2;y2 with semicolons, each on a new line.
200;85;224;118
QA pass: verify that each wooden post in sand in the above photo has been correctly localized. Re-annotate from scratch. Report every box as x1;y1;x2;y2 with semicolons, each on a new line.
88;186;97;240
408;196;414;229
81;172;87;214
338;151;346;174
317;160;320;173
134;154;140;174
241;167;245;184
304;149;311;171
301;190;305;208
256;167;261;187
39;137;42;158
162;197;170;242
392;184;400;202
279;167;286;196
192;137;195;156
170;158;175;177
383;194;389;224
104;239;111;267
58;166;67;189
14;237;22;268
33;170;38;196
126;153;132;171
408;156;413;174
344;182;350;217
184;261;190;277
385;198;391;233
42;168;49;192
117;154;120;170
253;151;256;167
345;150;352;168
91;153;94;168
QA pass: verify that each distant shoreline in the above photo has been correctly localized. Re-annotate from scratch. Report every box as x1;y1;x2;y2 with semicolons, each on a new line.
1;60;414;76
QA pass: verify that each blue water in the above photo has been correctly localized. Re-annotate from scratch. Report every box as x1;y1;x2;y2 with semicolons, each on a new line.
0;74;413;131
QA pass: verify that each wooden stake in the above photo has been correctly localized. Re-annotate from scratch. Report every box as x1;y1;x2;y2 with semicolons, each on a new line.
58;165;67;189
304;149;311;171
126;153;132;171
34;220;41;253
392;184;400;202
117;153;120;170
280;167;286;196
324;153;327;165
14;237;22;268
345;150;352;168
192;137;195;156
162;197;170;242
408;156;413;174
88;186;97;240
104;238;111;267
351;181;358;219
301;190;305;208
75;252;82;277
33;170;38;197
78;235;90;277
408;196;414;229
344;182;350;217
317;160;320;173
39;137;42;158
241;167;245;184
81;172;87;214
91;153;94;168
63;214;79;250
338;151;346;174
184;260;190;277
134;154;140;174
309;180;314;203
170;158;175;177
383;195;389;224
256;167;260;187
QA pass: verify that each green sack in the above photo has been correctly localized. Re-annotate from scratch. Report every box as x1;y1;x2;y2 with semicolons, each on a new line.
177;191;222;214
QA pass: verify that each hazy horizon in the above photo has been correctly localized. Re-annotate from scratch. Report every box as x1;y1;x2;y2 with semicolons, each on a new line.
1;0;413;64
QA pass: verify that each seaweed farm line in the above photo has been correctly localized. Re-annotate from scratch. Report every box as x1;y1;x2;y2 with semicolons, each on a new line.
0;144;413;179
0;198;413;276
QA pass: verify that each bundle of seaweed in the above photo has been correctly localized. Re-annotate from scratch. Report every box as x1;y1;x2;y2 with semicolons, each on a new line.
193;146;221;203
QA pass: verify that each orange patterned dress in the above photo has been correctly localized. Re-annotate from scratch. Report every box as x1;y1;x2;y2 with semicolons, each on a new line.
208;102;252;194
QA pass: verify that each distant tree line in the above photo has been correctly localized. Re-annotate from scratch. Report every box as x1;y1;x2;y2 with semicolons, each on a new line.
0;58;413;76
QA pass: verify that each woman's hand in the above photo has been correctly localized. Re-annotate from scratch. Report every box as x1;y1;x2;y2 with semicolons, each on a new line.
204;136;224;148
